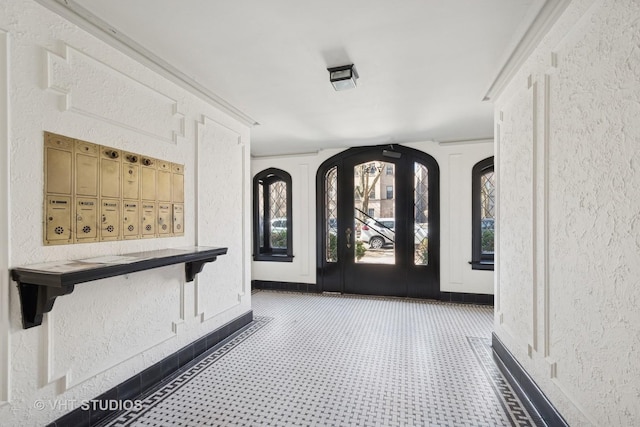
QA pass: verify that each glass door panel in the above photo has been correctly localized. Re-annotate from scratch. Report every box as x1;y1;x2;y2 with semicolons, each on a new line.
353;161;395;265
325;166;338;263
414;162;429;266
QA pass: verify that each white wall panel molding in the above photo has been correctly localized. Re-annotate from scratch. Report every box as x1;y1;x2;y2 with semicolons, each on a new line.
43;272;181;391
198;295;243;325
41;312;75;390
528;76;538;357
494;115;502;316
448;153;463;285
240;140;248;298
195;116;245;322
0;28;11;406
496;78;535;356
299;164;310;277
171;280;187;334
542;54;557;362
46;43;185;144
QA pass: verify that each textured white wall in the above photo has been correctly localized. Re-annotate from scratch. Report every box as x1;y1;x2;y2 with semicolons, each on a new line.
0;0;250;425
0;29;10;407
494;0;640;425
251;140;494;295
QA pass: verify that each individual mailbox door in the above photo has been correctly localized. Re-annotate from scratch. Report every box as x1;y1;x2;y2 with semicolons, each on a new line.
141;157;156;201
75;140;98;197
45;132;73;195
75;198;98;243
100;148;121;199
173;204;184;235
157;161;171;202
172;163;184;203
141;202;156;237
122;201;139;239
44;196;72;245
157;203;172;235
101;199;120;241
122;152;140;200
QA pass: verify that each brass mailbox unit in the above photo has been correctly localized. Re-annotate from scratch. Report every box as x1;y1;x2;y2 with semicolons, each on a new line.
43;132;185;245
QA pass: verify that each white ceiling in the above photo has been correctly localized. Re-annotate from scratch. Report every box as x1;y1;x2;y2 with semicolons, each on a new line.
41;0;552;157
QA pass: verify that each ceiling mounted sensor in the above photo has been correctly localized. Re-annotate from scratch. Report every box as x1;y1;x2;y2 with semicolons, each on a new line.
327;64;358;91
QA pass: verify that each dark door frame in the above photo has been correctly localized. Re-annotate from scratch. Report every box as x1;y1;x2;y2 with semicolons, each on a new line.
316;145;440;299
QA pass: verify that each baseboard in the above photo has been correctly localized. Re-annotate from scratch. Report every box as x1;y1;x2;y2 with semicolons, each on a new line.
440;291;494;305
492;333;568;427
252;280;319;293
253;281;493;306
49;310;254;427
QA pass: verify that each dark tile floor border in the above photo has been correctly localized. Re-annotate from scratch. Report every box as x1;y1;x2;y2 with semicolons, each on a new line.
469;337;542;426
47;310;253;427
97;316;273;426
492;333;569;427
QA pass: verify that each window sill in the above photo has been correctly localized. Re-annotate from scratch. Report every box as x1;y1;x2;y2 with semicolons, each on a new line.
253;254;294;262
470;261;494;271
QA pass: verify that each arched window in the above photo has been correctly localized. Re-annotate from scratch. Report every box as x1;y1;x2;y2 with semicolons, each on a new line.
471;157;495;270
253;168;293;261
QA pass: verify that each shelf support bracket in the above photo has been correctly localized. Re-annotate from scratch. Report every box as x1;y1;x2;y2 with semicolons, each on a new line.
17;283;75;329
185;256;217;282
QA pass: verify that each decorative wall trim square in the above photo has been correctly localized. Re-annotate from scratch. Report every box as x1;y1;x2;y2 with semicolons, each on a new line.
195;116;246;323
46;44;185;144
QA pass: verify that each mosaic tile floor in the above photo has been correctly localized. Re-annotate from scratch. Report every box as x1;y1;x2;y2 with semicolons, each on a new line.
100;291;542;426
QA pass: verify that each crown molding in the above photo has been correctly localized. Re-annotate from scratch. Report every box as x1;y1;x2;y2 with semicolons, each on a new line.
482;0;572;102
35;0;259;127
437;137;494;146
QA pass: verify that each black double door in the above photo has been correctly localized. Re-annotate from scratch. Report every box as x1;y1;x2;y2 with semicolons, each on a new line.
317;145;440;299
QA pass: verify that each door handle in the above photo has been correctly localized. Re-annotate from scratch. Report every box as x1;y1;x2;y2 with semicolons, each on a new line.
346;227;352;248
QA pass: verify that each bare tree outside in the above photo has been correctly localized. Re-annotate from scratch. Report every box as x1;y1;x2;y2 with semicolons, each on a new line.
354;162;383;223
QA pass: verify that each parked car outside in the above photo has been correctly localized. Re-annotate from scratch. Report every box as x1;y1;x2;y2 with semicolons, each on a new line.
360;218;428;249
270;218;287;233
360;218;395;248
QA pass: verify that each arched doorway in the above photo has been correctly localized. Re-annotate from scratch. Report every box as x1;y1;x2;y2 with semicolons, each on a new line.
316;145;440;299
